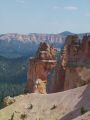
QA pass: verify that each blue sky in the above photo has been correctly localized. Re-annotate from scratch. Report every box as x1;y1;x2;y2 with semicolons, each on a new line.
0;0;90;34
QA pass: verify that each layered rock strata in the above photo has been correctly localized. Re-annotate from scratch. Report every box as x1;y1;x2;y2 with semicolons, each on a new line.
26;35;90;94
51;35;90;93
25;42;56;93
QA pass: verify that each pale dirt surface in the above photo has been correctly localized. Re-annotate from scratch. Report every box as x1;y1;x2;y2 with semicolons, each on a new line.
73;111;90;120
0;85;90;120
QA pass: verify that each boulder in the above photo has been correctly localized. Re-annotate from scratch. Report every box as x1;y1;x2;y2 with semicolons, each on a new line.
3;96;15;106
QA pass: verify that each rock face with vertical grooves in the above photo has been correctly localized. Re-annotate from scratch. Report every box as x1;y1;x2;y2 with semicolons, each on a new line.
25;35;90;94
51;35;90;93
25;42;56;93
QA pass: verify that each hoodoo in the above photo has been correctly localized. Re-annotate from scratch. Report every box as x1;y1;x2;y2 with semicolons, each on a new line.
25;35;90;94
25;42;57;94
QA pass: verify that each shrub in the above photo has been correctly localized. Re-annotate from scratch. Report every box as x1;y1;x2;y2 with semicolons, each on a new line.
50;104;57;110
20;113;27;120
80;106;87;115
28;104;33;109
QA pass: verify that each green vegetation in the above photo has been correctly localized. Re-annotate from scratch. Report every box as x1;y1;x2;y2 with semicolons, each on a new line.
20;113;27;120
0;83;25;108
80;106;87;115
27;104;33;110
0;56;29;109
50;104;57;110
0;56;28;83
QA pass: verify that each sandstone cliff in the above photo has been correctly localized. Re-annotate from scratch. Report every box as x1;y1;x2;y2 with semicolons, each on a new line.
25;34;90;94
0;32;65;58
25;42;56;93
0;33;66;43
51;35;90;93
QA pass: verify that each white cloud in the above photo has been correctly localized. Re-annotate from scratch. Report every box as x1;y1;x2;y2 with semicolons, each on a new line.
16;0;25;4
64;6;78;11
86;13;90;16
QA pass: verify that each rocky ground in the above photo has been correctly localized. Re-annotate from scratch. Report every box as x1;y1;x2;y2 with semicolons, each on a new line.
0;84;90;120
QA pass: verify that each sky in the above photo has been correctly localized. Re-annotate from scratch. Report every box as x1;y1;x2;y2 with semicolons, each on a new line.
0;0;90;34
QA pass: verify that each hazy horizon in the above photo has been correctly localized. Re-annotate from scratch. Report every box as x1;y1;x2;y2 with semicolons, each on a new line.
1;31;90;35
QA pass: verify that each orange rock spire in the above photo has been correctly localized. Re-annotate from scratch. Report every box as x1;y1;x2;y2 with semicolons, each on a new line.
25;42;56;94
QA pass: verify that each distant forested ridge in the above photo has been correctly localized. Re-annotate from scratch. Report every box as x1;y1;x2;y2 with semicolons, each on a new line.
0;56;29;108
0;56;28;83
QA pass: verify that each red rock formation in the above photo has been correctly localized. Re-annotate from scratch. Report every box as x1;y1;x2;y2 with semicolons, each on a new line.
82;35;90;57
26;35;90;94
25;42;56;94
50;35;90;93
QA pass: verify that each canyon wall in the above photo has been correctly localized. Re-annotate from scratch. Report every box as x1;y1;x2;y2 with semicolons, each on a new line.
0;33;65;43
26;35;90;94
51;35;90;93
